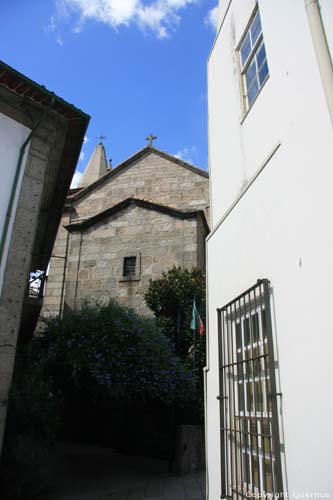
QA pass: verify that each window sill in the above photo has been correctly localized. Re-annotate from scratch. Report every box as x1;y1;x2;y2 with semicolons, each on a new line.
240;74;270;125
118;276;140;283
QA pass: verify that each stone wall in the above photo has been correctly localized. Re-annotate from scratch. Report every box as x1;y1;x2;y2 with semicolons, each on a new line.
0;86;67;453
71;150;209;220
41;149;210;320
63;202;202;316
196;214;207;274
41;210;71;320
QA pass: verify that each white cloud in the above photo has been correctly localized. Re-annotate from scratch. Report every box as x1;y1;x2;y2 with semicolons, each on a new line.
44;13;65;44
205;5;218;32
51;0;198;39
83;135;88;143
44;15;57;32
71;171;83;188
175;146;197;164
79;151;85;161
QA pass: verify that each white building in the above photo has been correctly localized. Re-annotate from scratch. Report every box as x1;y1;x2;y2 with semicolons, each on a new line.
206;1;333;498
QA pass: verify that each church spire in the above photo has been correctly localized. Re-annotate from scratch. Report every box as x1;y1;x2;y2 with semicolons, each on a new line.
79;141;108;188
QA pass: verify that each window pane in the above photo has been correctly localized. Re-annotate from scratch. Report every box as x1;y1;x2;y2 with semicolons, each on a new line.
252;456;260;488
238;354;244;381
255;380;264;411
236;322;243;350
245;60;257;90
250;420;257;452
253;357;260;377
261;309;267;339
259;60;269;86
251;11;262;45
256;42;266;68
240;32;251;66
238;382;245;411
243;452;251;486
244;317;251;345
247;78;259;105
251;313;259;342
266;376;272;412
263;420;274;454
247;381;254;412
265;459;274;493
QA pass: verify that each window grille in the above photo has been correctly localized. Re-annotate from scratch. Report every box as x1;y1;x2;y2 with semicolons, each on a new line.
239;8;269;110
123;256;137;277
217;279;283;499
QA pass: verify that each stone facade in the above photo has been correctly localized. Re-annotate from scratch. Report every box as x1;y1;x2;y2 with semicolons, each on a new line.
0;61;89;455
41;147;209;319
69;148;210;219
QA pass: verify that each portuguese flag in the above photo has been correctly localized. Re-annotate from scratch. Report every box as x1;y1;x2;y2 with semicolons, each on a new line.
190;299;205;336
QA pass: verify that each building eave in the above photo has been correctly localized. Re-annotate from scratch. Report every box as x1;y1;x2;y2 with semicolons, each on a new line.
0;60;89;122
0;60;91;271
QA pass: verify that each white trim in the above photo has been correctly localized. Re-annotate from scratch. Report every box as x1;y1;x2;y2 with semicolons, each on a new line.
207;142;281;242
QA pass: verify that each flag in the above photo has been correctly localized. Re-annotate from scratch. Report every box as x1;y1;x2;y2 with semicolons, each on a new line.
190;299;205;336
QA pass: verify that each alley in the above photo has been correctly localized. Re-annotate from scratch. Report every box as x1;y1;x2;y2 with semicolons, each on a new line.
41;443;205;500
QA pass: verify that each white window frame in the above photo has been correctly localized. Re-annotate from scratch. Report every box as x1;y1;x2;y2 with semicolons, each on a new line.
238;7;269;114
232;307;275;495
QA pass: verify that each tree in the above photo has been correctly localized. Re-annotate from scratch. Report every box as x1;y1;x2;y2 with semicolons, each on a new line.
144;267;206;420
144;266;205;358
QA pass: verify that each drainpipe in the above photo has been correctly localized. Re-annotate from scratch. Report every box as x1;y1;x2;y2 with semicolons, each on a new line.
0;95;56;269
304;0;333;126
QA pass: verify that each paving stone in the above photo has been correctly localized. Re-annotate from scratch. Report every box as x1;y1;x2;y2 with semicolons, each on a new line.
163;477;186;500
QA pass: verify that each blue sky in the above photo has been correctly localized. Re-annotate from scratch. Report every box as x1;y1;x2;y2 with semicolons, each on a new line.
1;0;217;185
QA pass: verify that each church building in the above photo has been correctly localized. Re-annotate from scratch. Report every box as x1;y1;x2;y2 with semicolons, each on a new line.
41;139;209;319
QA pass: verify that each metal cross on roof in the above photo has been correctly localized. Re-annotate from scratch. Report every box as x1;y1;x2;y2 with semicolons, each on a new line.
146;133;157;147
96;132;107;143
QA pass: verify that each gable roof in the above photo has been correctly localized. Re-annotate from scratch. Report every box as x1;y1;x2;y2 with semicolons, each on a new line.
67;145;209;203
65;197;209;233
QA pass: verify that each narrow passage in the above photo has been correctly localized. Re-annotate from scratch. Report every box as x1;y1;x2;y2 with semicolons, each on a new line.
41;443;205;500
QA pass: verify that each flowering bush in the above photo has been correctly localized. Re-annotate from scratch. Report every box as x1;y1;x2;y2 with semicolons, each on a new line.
34;301;193;404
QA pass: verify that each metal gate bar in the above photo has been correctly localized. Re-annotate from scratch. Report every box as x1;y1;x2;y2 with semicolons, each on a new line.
217;279;283;499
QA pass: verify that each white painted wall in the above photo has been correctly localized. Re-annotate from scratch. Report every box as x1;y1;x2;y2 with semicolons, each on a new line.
207;0;333;498
0;112;31;294
319;0;333;61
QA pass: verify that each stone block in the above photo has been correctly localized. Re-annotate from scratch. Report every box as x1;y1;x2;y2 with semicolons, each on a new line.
83;259;96;268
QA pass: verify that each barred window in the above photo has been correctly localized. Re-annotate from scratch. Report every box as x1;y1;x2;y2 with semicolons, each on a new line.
123;256;136;277
239;8;269;110
217;280;283;497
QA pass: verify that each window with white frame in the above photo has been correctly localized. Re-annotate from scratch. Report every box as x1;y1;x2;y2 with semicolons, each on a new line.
217;280;284;497
239;8;269;111
234;308;274;493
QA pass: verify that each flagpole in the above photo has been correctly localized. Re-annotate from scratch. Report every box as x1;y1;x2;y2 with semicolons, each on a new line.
193;297;196;389
177;301;180;357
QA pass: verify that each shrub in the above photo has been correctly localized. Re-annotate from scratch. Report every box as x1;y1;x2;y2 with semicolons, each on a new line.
34;300;193;405
2;345;61;500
